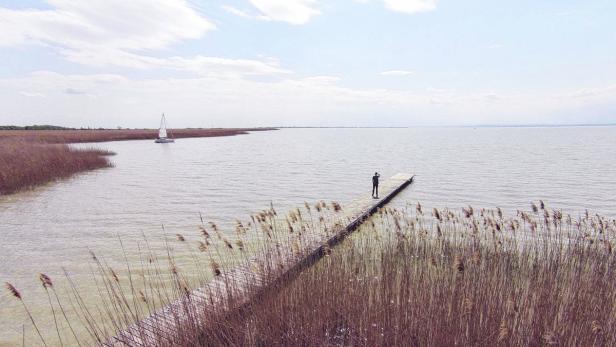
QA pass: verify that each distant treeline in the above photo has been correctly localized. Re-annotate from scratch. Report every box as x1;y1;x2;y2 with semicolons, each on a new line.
0;125;76;130
0;125;154;130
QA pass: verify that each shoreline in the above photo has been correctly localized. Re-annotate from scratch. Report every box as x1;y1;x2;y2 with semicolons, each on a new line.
0;127;278;144
0;128;277;195
0;140;114;195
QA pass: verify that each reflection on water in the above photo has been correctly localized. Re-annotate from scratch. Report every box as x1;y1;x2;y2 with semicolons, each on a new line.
1;127;615;344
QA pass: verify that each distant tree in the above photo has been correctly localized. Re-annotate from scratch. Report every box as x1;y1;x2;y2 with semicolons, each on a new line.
0;125;74;130
0;125;23;130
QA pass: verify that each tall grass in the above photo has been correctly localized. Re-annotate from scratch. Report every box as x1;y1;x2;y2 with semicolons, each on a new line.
0;139;114;194
3;201;347;345
0;128;276;144
0;127;276;194
202;204;616;346
5;202;616;346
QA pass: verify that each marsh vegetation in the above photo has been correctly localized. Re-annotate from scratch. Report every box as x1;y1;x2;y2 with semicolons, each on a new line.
0;127;276;194
0;138;114;194
6;201;615;346
0;128;275;144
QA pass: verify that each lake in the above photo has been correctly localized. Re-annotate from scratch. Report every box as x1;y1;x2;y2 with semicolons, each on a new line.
1;126;615;345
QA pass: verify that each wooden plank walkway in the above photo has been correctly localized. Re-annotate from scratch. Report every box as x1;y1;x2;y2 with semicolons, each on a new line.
106;173;414;346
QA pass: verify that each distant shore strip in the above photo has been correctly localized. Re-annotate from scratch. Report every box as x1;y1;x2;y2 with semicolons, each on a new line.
0;128;277;195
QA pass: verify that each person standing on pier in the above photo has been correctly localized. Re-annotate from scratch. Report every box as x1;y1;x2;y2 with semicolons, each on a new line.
372;172;380;198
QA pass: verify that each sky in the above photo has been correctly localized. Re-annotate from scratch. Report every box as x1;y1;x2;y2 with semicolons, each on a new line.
0;0;615;128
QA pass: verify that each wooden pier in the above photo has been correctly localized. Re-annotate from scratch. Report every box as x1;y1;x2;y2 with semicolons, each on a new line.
107;173;414;346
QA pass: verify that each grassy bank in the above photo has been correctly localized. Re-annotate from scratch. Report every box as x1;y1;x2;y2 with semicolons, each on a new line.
202;206;615;346
5;202;615;345
0;128;276;144
0;127;276;194
0;139;114;195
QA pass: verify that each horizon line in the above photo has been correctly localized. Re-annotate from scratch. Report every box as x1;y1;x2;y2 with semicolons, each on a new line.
2;123;616;130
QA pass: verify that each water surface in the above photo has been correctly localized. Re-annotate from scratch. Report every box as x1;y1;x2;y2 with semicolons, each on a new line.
1;127;615;344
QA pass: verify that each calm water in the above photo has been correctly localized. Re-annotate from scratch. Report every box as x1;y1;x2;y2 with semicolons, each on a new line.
1;127;615;344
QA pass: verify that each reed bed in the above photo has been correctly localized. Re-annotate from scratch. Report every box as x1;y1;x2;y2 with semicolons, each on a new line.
0;127;275;194
3;201;348;346
201;203;616;346
0;128;276;144
5;201;616;346
0;139;114;194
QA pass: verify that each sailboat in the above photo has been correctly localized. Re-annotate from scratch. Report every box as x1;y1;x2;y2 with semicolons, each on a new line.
155;114;175;143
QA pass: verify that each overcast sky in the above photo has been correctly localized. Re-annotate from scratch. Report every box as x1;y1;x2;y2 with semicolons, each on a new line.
0;0;615;128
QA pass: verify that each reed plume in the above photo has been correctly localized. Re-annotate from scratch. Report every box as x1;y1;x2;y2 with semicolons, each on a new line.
210;261;221;276
5;283;49;347
13;202;616;346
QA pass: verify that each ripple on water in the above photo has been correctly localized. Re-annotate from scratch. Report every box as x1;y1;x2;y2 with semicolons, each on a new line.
1;127;616;344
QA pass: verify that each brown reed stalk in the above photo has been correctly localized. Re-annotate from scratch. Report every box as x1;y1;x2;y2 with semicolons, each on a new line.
39;274;64;346
5;283;49;347
16;202;616;346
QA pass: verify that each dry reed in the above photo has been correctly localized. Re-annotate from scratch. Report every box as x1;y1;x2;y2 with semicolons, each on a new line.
0;138;113;194
0;127;276;194
0;128;276;144
6;201;616;346
191;203;616;346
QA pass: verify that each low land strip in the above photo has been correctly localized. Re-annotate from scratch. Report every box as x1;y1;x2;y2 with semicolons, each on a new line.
0;127;276;194
0;127;276;144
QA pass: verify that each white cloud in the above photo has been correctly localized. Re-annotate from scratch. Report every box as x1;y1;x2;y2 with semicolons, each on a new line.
383;0;437;13
222;5;252;18
0;1;291;77
358;0;437;14
566;85;616;100
19;91;46;98
0;71;430;126
426;87;452;93
0;0;219;71
167;56;291;75
301;76;341;84
248;0;320;25
4;70;611;127
61;48;291;76
380;70;414;76
0;0;214;50
221;5;271;21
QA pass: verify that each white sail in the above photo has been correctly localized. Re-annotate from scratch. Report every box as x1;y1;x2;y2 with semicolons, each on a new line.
155;113;174;143
158;114;168;138
159;125;167;139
